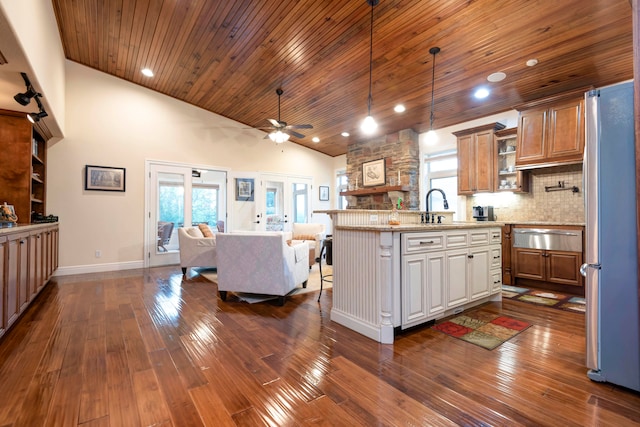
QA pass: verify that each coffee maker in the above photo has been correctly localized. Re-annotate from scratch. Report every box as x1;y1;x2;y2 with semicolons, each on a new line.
472;206;494;221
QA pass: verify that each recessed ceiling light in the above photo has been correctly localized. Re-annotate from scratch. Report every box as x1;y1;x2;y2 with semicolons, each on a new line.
341;132;350;137
312;137;320;143
487;72;506;82
141;68;154;77
394;104;406;113
474;88;490;99
526;58;538;67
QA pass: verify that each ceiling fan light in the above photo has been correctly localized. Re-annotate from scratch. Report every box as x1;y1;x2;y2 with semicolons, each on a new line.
269;130;290;143
361;115;377;134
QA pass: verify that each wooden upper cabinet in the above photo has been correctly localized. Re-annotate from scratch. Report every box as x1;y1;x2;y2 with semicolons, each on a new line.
516;95;585;168
454;123;505;195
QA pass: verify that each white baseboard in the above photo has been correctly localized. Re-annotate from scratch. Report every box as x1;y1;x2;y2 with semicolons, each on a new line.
54;260;145;276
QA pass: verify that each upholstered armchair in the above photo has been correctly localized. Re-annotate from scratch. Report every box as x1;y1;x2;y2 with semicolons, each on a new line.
178;225;217;275
291;223;326;265
216;232;309;305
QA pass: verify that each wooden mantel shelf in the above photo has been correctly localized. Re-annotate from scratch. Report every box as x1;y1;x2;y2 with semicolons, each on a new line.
339;185;410;197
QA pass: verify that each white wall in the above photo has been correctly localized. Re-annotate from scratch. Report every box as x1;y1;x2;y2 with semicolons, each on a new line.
49;61;336;274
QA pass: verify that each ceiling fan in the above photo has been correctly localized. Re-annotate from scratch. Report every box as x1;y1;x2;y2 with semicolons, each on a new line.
257;88;313;143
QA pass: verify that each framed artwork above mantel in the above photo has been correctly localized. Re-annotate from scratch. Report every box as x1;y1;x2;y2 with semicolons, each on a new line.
362;158;385;187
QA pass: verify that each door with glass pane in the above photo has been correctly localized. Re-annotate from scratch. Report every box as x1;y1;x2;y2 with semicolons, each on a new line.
260;174;312;231
147;162;226;267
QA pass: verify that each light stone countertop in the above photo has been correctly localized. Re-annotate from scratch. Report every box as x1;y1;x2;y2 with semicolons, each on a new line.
335;222;505;232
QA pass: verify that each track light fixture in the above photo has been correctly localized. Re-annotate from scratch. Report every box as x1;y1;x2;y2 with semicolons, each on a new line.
27;91;48;123
361;0;379;135
14;72;40;106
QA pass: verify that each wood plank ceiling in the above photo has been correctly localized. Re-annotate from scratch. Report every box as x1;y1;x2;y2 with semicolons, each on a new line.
51;0;634;157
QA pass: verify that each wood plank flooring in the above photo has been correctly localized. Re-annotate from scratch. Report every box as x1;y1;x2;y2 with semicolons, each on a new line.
0;265;639;426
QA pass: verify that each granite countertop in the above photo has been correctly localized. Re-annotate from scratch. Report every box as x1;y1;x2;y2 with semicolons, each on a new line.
335;222;505;232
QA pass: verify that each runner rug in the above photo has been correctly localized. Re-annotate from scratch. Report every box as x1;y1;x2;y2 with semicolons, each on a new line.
502;285;586;313
432;313;531;350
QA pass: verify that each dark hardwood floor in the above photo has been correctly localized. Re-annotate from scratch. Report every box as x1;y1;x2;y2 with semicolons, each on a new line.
1;265;639;426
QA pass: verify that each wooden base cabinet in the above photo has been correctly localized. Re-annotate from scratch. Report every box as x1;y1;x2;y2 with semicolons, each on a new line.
0;224;58;339
513;247;583;287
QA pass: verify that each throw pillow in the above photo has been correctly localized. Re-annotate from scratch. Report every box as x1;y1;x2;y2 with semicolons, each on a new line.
186;227;204;238
292;234;316;241
198;223;214;238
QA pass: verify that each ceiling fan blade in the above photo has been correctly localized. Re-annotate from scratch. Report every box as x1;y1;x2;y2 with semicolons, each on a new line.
289;130;306;139
285;124;313;130
267;118;281;127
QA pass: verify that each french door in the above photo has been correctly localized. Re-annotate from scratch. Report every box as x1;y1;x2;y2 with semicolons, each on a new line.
260;174;312;231
146;161;227;267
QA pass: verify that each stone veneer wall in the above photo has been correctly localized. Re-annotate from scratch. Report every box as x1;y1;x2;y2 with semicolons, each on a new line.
468;164;585;223
346;129;420;210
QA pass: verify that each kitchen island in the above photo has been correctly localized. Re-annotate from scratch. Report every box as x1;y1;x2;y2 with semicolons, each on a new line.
316;210;502;344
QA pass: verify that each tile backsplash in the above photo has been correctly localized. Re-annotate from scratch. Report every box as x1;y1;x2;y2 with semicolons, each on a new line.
468;164;585;223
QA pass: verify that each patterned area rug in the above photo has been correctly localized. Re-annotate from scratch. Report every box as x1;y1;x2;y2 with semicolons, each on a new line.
502;285;586;313
432;313;531;350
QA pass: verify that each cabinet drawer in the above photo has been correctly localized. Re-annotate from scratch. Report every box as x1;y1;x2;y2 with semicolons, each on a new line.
402;232;445;254
469;229;490;246
490;228;502;244
445;231;468;248
491;246;502;269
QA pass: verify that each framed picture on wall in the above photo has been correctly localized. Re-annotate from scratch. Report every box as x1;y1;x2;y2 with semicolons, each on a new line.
85;165;126;192
362;158;385;187
235;178;254;201
319;186;329;201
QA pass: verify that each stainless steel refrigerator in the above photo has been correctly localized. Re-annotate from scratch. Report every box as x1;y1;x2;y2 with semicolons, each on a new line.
581;80;640;392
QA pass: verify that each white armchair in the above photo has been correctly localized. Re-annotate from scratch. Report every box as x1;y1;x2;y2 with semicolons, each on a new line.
178;226;217;275
216;232;309;305
291;223;326;264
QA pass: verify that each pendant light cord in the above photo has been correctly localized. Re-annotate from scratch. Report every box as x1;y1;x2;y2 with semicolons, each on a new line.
367;1;375;115
428;47;440;130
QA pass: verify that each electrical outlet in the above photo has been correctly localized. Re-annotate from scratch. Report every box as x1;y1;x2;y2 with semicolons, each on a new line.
95;250;101;258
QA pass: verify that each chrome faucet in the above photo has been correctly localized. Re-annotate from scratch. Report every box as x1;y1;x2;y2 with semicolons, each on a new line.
425;188;449;219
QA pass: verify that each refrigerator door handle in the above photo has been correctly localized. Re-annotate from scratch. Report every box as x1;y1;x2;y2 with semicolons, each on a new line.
580;262;601;277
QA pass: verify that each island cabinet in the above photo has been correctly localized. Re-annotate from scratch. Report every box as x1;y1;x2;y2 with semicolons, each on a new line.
454;123;505;195
0;224;58;339
515;95;585;168
400;227;502;330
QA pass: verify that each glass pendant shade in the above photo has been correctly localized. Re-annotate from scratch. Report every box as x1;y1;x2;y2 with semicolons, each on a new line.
361;115;377;134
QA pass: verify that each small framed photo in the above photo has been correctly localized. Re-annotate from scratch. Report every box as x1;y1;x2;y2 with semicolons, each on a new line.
362;158;385;187
319;186;329;201
235;178;254;201
85;165;126;192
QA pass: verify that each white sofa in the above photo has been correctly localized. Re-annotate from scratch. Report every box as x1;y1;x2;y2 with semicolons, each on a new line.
178;226;217;275
216;232;309;305
291;223;326;263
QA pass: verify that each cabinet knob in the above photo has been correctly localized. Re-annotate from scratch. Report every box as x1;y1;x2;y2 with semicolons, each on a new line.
467;254;474;259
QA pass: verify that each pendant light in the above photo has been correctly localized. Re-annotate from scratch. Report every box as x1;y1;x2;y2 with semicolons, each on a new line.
425;46;440;144
361;0;379;134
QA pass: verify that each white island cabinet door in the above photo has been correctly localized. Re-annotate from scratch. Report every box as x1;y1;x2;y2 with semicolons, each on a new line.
401;253;429;327
469;246;491;300
426;252;446;316
446;248;469;307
